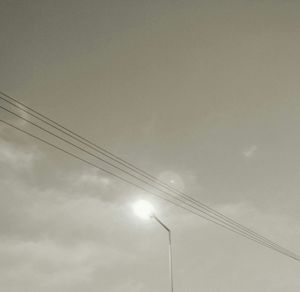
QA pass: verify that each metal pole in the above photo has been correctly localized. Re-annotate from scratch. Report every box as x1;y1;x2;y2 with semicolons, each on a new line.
168;229;174;292
152;215;174;292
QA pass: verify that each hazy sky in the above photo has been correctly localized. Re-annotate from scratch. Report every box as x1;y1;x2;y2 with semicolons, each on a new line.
1;0;300;291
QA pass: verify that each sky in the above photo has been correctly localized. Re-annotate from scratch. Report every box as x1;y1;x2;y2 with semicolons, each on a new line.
1;0;300;291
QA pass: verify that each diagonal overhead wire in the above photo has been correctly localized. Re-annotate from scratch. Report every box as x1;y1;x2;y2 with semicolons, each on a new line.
1;118;299;262
0;92;299;262
0;92;298;261
0;92;293;255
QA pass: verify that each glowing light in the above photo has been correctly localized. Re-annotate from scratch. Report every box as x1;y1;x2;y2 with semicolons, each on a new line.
133;200;155;220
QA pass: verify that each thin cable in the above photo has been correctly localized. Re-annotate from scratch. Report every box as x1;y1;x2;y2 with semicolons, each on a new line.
0;118;299;261
0;95;298;258
1;104;295;255
0;93;294;255
0;117;299;261
0;94;298;258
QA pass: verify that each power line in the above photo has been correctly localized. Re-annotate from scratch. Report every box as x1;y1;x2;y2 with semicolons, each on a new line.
0;92;294;256
0;93;298;261
0;102;293;252
1;118;299;261
0;93;299;261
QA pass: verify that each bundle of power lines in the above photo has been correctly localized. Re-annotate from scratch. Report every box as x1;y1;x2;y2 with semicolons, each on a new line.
0;91;299;262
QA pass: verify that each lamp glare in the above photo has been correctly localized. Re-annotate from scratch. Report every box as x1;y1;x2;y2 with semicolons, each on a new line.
133;200;154;220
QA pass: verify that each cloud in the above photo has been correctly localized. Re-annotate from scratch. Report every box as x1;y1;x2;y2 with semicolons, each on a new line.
75;169;112;188
243;145;258;158
0;138;300;291
0;239;103;292
0;139;39;169
0;163;152;291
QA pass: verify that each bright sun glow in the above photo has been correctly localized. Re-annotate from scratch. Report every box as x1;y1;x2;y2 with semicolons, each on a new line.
133;200;155;220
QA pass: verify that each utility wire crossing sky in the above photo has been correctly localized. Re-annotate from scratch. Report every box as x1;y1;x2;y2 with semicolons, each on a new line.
0;91;299;262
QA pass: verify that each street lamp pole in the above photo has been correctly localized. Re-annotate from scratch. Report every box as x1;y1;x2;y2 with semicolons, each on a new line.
132;200;174;292
152;215;174;292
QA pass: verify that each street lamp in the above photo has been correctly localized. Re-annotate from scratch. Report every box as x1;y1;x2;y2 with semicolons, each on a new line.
133;200;174;292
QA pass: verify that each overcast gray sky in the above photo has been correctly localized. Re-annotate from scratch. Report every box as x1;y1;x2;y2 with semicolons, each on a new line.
1;0;300;291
